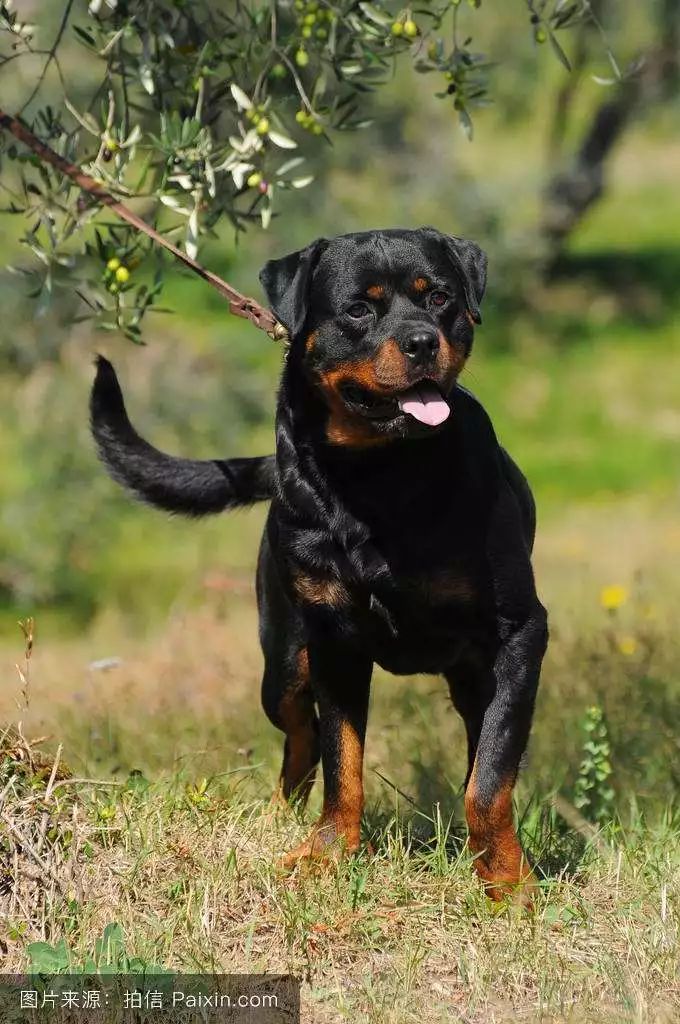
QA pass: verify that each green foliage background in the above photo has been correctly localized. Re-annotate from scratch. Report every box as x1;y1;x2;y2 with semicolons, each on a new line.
0;2;678;625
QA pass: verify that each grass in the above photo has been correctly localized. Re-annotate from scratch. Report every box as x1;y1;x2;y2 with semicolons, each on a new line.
1;736;678;1022
1;501;679;1022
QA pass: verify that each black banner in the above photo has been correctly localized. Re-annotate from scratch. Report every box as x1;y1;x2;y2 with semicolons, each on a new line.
0;975;300;1023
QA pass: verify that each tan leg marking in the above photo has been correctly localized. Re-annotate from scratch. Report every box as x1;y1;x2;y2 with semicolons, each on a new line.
281;719;365;869
465;763;536;904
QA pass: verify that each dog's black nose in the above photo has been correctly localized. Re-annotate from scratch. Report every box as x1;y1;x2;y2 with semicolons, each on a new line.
402;328;440;364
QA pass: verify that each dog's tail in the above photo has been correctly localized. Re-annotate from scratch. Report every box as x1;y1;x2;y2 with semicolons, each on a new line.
90;356;276;516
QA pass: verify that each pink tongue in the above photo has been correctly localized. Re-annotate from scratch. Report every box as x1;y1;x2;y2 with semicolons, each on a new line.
398;383;450;427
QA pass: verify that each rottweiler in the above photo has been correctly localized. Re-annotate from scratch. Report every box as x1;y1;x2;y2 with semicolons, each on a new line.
90;227;548;901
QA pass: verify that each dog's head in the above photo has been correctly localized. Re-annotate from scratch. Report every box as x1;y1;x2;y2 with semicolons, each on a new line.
260;228;487;446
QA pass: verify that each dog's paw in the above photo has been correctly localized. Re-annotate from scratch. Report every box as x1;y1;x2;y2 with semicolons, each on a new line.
279;818;363;871
475;863;539;911
266;785;290;817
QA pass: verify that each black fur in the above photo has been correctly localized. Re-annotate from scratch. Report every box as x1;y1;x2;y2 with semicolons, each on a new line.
90;356;275;516
90;227;547;897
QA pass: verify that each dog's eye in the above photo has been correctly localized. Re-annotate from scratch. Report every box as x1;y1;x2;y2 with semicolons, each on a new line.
346;302;371;320
429;290;449;308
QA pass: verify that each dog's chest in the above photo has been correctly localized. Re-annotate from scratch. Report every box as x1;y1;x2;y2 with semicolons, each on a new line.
366;550;495;672
293;517;496;674
288;448;498;672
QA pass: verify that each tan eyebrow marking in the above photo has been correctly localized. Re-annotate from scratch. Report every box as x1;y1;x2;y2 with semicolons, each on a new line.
366;284;385;300
413;277;429;293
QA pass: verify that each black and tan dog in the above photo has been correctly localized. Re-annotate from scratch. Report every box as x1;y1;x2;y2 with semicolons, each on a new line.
91;227;548;901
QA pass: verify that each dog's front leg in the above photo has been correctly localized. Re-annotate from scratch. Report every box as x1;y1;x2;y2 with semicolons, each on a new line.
464;605;548;902
281;638;373;869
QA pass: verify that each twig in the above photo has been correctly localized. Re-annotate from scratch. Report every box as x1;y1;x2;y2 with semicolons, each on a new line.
35;810;50;856
10;875;35;926
15;617;34;711
44;743;63;801
46;777;125;793
0;47;51;70
18;0;76;115
0;773;18;806
0;107;286;341
273;47;316;113
19;777;125;808
0;813;66;894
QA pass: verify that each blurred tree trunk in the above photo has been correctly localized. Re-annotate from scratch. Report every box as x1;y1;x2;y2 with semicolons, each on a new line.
541;0;680;267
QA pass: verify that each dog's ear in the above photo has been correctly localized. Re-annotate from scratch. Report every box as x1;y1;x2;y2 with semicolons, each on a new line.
443;234;488;325
259;238;328;339
424;229;488;325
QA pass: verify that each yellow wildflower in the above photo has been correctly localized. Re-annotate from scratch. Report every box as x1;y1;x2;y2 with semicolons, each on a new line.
618;636;637;657
600;584;629;611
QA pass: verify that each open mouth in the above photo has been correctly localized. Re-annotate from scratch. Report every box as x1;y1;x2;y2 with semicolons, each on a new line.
341;381;451;428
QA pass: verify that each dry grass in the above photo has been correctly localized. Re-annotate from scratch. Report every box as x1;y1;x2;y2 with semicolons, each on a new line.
1;739;678;1022
1;500;679;1022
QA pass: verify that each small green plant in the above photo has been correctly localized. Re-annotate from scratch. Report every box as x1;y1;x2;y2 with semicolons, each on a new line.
27;923;165;975
185;776;213;811
573;705;615;827
347;858;371;912
26;937;71;974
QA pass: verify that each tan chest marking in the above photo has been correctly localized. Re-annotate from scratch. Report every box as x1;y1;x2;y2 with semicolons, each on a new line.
293;572;350;607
